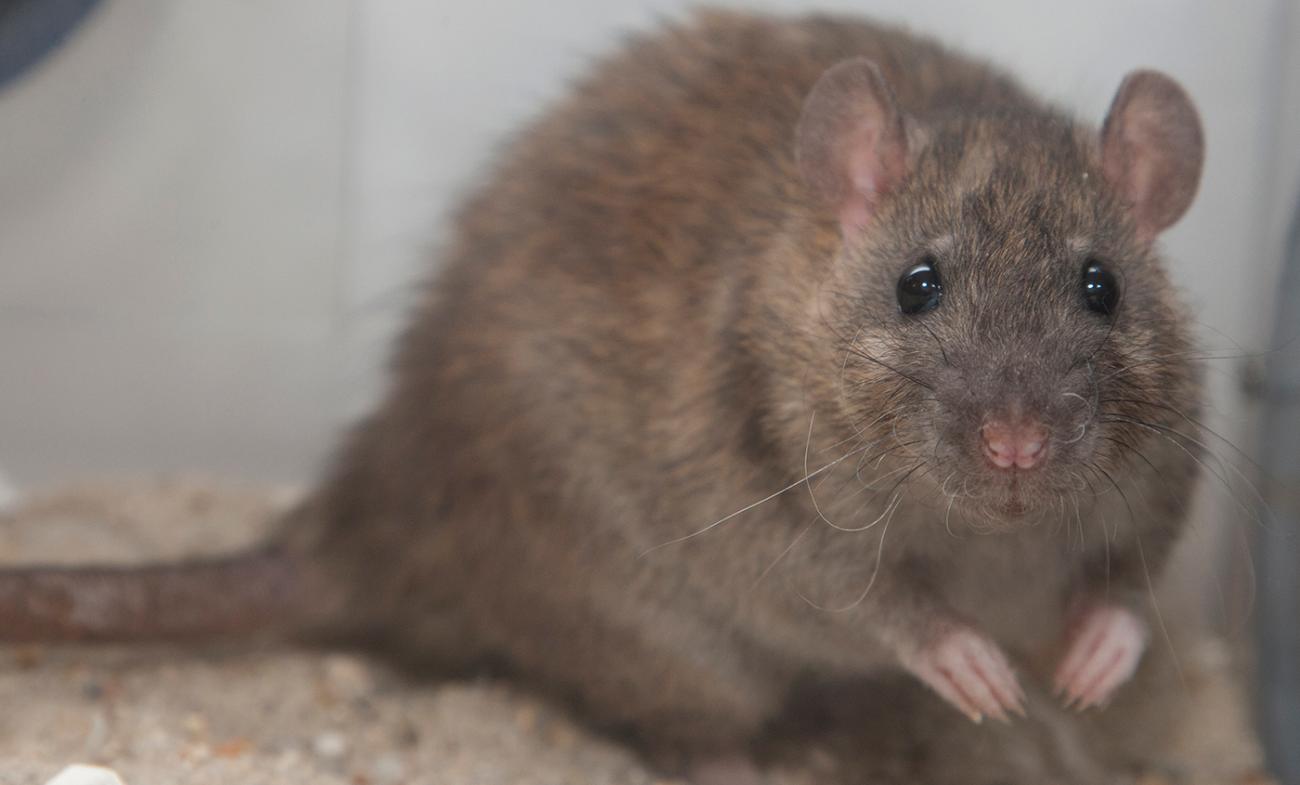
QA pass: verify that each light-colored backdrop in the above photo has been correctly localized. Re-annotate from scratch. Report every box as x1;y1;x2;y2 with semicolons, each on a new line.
1;2;1297;617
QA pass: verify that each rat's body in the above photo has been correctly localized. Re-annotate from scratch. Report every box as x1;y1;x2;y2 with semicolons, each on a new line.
0;11;1207;784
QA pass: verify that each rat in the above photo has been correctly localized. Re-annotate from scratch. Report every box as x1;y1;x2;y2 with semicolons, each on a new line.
0;10;1206;784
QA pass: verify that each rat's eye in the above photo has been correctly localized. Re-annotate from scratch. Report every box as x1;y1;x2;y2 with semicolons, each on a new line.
1081;259;1120;316
897;257;943;315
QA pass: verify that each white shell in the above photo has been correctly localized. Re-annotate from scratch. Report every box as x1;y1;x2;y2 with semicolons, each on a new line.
43;765;126;785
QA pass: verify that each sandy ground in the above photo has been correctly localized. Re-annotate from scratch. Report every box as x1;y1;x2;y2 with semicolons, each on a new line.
0;477;1278;785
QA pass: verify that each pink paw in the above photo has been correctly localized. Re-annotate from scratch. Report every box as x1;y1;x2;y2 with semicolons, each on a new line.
902;627;1026;723
1054;603;1148;710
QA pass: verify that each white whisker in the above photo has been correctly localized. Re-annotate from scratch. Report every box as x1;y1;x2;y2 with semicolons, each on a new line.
797;491;901;613
638;437;873;557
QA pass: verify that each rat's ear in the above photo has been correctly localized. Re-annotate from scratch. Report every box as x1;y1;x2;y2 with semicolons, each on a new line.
1100;70;1204;243
796;58;909;240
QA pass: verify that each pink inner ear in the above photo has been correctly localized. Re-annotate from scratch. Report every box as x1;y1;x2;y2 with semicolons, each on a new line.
795;58;910;241
1128;161;1159;245
833;119;908;239
839;146;885;234
1100;70;1204;243
1105;109;1164;244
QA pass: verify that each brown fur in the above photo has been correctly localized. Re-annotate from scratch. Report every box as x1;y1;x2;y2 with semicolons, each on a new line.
0;10;1207;783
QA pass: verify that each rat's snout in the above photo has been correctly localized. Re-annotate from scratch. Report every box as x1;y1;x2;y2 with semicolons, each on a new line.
980;418;1049;471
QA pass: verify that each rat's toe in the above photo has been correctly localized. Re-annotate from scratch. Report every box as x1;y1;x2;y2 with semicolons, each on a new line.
904;627;1025;723
1054;603;1148;709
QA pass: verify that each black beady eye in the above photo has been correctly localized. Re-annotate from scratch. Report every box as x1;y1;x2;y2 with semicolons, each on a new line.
1081;259;1120;316
897;256;943;315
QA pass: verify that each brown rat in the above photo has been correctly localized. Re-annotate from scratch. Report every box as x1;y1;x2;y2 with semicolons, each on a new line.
0;10;1207;784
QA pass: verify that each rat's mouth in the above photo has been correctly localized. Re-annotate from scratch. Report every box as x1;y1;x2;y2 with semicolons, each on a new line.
973;471;1060;524
992;494;1030;519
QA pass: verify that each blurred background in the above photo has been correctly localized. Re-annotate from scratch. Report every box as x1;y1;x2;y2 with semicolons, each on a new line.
0;0;1298;772
0;0;1294;488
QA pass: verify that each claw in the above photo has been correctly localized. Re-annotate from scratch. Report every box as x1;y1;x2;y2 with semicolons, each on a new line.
901;626;1026;723
1054;603;1148;710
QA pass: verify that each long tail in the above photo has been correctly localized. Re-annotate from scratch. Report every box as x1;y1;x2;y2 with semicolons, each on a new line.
0;547;307;642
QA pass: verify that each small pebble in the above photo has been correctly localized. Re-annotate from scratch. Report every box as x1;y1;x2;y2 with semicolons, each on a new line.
371;753;406;783
10;645;45;669
213;737;253;759
547;721;580;749
394;719;420;747
314;730;349;759
82;712;109;753
80;680;105;701
180;741;211;763
182;712;209;739
513;703;539;731
275;749;304;772
43;765;125;785
138;727;170;753
321;654;376;707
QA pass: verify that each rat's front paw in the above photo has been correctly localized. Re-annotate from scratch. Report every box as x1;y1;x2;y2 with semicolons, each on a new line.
901;626;1026;723
1054;602;1148;710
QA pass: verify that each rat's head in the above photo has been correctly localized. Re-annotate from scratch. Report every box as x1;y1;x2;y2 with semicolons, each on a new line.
795;59;1204;526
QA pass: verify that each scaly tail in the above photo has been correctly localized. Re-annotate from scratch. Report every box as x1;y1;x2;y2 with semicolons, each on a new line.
0;547;306;642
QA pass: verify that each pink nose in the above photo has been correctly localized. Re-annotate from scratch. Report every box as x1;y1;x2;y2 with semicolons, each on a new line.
981;420;1049;470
